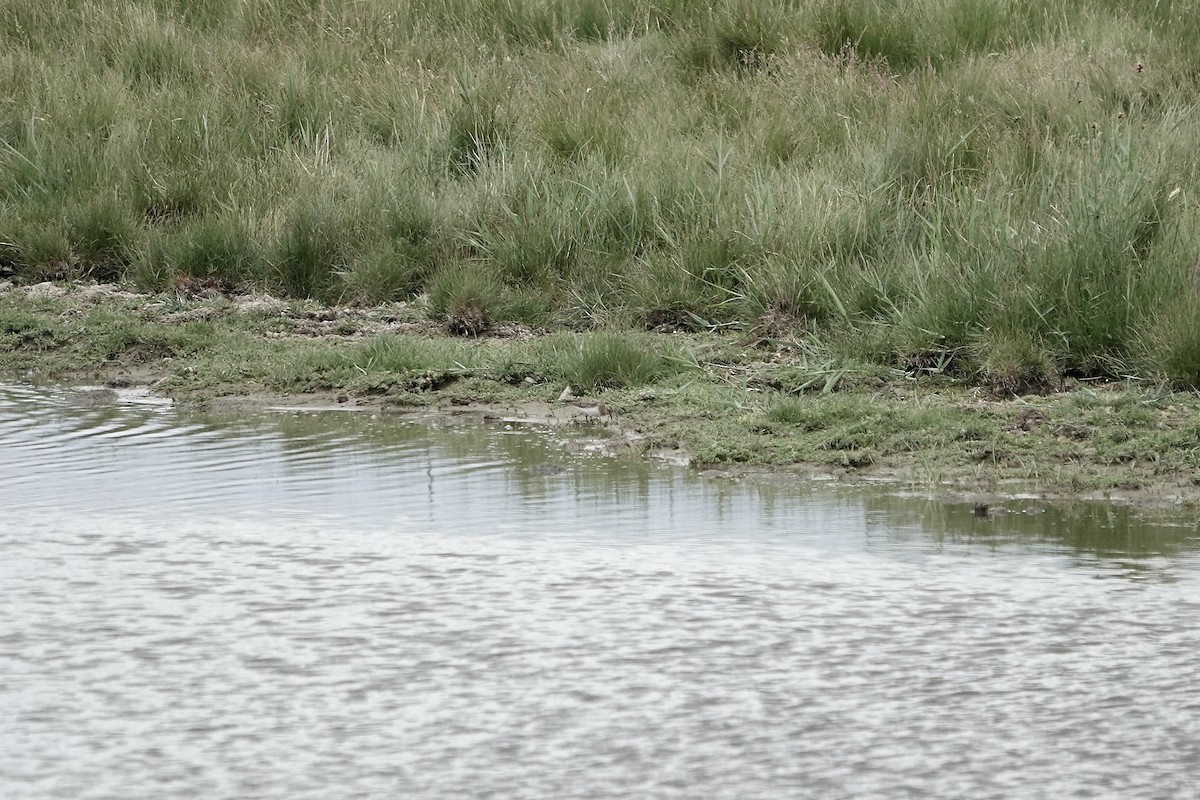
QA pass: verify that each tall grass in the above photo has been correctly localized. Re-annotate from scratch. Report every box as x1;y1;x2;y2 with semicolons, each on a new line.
3;0;1200;384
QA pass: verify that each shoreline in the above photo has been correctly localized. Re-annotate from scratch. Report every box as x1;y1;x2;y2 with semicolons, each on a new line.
5;280;1200;511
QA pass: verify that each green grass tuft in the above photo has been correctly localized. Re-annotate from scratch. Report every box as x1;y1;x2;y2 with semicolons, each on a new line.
428;264;505;336
550;332;694;390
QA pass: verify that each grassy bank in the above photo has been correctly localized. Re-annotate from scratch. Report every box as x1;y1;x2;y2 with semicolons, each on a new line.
3;0;1200;389
4;282;1200;505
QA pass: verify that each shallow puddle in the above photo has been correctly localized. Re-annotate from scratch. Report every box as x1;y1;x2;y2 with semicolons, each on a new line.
2;382;1199;798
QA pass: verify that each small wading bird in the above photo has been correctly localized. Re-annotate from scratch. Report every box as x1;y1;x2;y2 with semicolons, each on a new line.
559;386;610;420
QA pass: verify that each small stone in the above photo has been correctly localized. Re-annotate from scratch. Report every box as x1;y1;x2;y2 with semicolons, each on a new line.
26;282;66;298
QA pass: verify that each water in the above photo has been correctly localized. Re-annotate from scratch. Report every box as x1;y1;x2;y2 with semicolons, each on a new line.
2;382;1199;799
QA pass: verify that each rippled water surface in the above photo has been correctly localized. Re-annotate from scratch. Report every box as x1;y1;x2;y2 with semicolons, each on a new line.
3;382;1200;799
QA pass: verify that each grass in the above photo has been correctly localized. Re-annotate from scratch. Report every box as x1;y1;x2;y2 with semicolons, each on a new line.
2;0;1200;389
547;331;696;390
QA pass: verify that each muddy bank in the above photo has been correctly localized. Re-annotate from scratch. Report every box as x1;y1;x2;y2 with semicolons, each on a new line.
51;378;1200;512
5;280;1200;510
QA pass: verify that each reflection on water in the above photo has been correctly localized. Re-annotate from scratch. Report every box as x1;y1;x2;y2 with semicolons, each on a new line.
0;382;869;539
867;495;1200;581
2;383;1200;799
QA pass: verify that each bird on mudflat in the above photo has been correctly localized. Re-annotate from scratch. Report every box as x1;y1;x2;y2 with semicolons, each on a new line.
559;386;610;419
